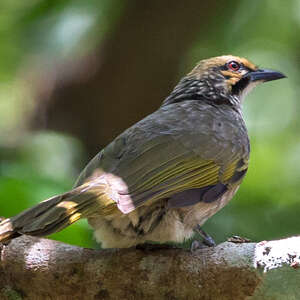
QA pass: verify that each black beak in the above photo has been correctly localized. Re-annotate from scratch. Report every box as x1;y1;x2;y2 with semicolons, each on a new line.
247;69;286;82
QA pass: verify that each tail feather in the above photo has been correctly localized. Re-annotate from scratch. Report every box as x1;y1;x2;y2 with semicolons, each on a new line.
0;180;117;244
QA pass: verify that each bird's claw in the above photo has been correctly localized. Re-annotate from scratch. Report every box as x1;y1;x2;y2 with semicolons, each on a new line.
190;225;216;251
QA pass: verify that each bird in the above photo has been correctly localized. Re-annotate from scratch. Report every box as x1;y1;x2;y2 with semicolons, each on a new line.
0;55;286;249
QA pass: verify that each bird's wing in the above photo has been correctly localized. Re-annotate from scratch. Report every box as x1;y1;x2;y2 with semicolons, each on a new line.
118;138;247;213
76;104;248;214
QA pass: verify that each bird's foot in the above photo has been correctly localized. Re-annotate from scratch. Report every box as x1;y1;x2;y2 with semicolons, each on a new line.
227;235;251;243
191;225;216;252
136;243;179;251
190;240;209;252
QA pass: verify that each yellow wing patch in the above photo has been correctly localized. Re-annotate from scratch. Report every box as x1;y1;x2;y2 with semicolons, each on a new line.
128;157;241;209
80;156;244;214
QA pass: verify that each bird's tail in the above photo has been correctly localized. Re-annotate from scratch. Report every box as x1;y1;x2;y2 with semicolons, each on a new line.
0;179;117;244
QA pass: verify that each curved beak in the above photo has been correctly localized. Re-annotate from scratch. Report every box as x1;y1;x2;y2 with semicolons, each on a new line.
247;69;286;82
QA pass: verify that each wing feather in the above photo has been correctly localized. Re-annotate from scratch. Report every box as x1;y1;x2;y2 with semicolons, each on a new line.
76;103;249;214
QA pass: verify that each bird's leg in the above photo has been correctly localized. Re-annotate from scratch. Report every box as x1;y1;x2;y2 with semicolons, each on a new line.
191;224;216;251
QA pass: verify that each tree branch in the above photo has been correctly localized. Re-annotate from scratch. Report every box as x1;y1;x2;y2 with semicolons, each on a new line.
1;236;300;299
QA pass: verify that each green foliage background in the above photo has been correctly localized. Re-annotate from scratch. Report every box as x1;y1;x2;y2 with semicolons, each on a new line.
0;0;299;248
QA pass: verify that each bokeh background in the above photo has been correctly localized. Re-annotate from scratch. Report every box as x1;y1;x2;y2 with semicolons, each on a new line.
0;0;299;248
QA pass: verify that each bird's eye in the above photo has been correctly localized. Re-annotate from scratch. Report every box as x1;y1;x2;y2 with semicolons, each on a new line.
227;61;240;71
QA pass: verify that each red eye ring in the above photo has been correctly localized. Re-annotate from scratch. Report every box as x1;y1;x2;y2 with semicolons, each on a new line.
227;61;240;71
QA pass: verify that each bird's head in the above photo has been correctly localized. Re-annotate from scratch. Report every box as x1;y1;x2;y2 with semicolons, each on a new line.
163;55;286;107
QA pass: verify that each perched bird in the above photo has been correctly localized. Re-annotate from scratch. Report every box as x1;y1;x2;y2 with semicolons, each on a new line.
0;55;285;249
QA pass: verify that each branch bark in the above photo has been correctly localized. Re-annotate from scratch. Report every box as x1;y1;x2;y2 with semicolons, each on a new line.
1;236;300;299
